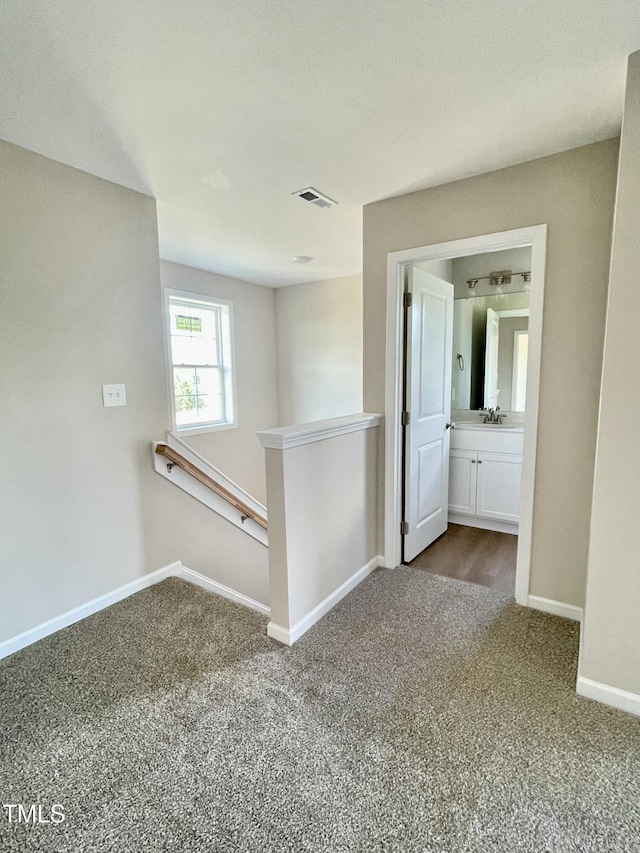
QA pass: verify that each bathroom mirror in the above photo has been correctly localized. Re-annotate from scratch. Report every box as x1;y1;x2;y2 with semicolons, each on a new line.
452;291;530;411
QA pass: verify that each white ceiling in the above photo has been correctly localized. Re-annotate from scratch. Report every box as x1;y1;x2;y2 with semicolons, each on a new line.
1;1;638;287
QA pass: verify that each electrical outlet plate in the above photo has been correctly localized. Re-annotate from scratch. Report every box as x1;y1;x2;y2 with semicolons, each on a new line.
102;384;126;407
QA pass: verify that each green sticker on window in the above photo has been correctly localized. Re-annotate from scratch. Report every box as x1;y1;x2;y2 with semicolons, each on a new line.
176;315;202;332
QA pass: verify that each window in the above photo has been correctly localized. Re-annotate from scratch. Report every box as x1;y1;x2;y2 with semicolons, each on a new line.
165;290;236;433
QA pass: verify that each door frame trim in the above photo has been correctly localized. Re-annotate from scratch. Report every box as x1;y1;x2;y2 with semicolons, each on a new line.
383;225;547;606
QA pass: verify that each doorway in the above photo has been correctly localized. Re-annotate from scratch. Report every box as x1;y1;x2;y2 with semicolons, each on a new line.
384;226;547;606
402;248;531;594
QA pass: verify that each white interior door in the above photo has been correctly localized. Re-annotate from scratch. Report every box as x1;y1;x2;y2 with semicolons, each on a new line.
484;308;500;408
403;267;454;562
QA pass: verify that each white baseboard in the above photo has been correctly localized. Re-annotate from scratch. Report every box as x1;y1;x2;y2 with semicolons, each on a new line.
179;565;270;616
267;555;381;646
0;562;181;661
448;512;519;534
576;676;640;718
527;594;583;622
0;560;272;661
266;621;292;644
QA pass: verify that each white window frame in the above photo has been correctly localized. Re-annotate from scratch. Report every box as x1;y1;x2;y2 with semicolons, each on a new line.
163;288;237;435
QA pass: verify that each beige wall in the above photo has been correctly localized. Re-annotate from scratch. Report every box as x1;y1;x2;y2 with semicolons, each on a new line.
264;426;379;633
0;140;168;644
363;139;619;607
418;259;453;281
0;142;277;646
143;477;269;605
452;299;474;409
160;261;279;504
275;274;363;425
582;53;640;695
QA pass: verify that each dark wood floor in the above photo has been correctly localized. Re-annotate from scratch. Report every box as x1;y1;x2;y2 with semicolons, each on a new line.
407;523;517;593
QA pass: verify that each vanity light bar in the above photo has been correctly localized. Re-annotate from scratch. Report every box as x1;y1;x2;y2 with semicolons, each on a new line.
467;270;531;288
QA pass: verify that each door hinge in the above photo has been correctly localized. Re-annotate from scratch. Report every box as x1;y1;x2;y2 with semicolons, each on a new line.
402;410;410;426
401;521;409;535
403;291;412;309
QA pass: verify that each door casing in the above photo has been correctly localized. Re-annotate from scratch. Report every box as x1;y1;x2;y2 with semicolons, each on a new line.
383;225;547;607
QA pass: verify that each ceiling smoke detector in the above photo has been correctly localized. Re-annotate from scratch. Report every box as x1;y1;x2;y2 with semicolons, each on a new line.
293;256;314;264
292;187;338;209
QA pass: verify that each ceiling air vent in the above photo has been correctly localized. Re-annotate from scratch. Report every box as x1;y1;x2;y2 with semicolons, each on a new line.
292;187;337;209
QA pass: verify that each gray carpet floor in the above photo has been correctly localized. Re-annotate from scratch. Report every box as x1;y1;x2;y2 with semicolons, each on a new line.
2;569;640;852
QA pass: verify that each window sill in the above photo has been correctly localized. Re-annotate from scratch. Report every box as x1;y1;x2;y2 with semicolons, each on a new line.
175;421;237;437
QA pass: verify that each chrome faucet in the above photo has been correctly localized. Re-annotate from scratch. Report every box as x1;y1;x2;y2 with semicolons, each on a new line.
482;407;503;424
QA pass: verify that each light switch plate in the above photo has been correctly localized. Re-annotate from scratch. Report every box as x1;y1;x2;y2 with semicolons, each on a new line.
102;384;126;407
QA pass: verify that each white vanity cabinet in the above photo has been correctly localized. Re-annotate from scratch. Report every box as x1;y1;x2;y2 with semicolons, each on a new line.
448;425;523;532
449;450;477;515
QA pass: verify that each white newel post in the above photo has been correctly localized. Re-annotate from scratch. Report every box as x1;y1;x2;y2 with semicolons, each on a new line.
257;414;383;645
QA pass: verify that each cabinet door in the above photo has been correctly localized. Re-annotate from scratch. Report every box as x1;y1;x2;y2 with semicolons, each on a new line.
448;450;477;515
476;452;522;522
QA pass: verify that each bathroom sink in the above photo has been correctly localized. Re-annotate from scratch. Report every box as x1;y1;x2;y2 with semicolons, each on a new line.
453;421;523;432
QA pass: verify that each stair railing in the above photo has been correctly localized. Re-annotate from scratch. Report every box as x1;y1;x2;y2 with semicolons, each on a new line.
155;443;268;530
